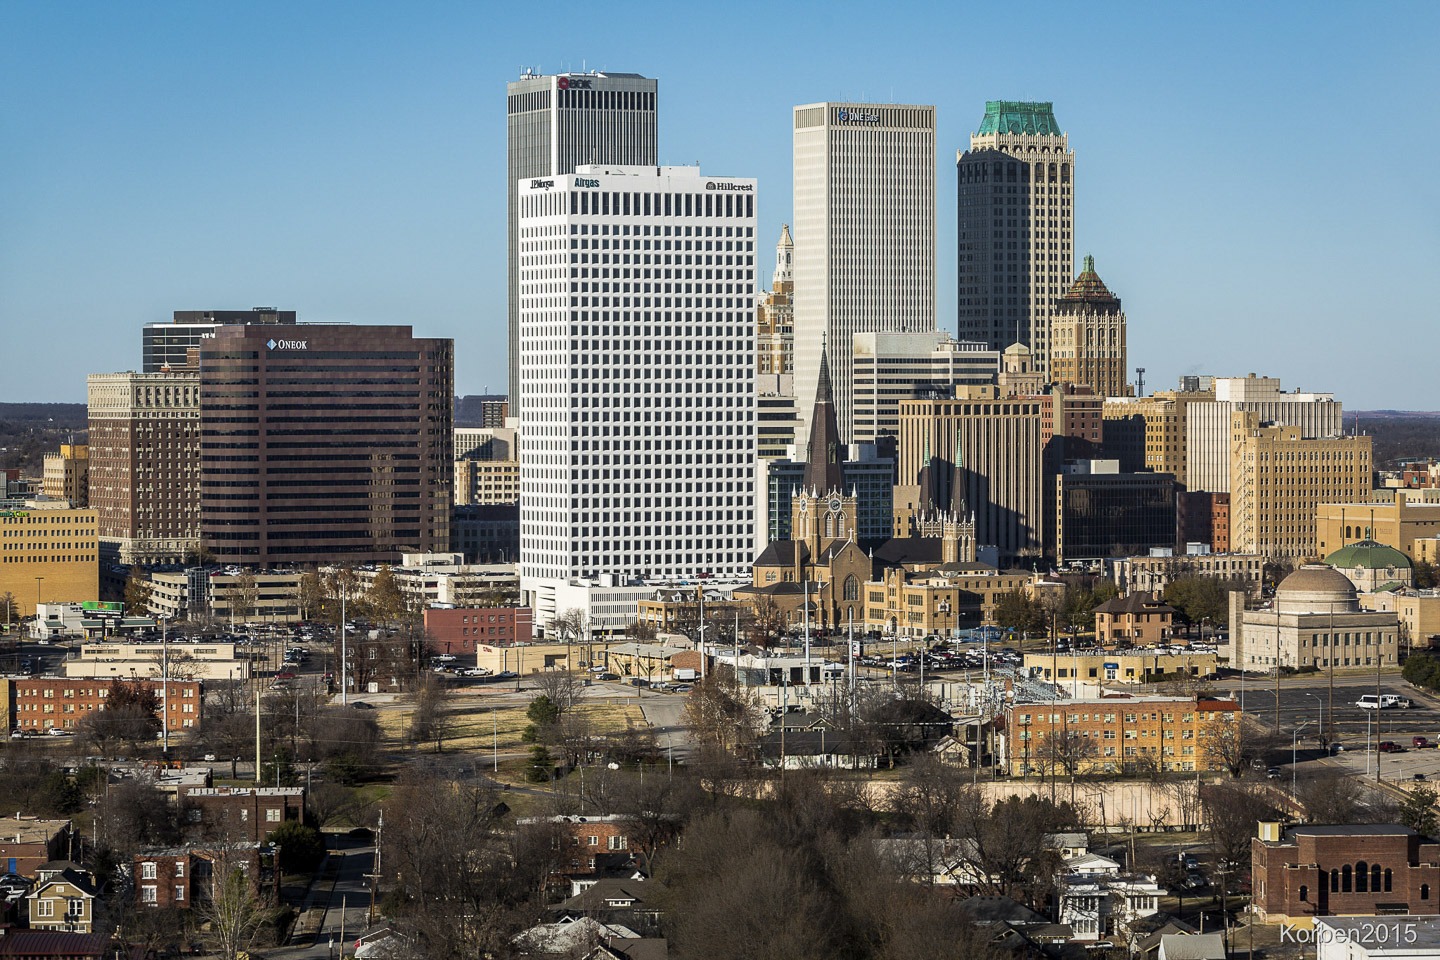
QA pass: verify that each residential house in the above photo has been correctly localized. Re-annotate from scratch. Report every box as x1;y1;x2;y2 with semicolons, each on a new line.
1055;852;1164;942
1093;593;1175;646
133;844;279;910
24;867;97;934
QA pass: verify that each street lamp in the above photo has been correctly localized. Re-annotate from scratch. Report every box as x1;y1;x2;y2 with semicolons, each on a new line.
1305;693;1324;751
1292;720;1313;798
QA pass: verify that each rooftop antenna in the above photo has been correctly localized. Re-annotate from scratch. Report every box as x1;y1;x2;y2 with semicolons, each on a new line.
1135;367;1146;398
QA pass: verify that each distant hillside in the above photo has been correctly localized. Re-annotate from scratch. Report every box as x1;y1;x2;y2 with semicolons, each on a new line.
0;403;88;474
1354;411;1440;468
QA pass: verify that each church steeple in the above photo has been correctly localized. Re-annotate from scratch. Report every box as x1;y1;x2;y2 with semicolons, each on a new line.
803;346;845;492
773;224;794;288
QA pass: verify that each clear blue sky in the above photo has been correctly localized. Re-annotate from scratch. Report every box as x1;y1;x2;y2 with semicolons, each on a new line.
2;1;1436;409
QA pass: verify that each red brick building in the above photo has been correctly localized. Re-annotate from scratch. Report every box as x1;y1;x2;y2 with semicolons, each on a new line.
177;787;304;843
518;815;636;876
133;844;279;910
0;818;70;878
1252;822;1440;923
423;607;533;655
11;678;202;734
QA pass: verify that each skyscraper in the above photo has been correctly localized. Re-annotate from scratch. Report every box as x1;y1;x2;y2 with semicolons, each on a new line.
198;324;453;566
506;70;658;416
1050;256;1128;398
956;101;1074;377
142;308;296;373
792;102;937;446
516;164;756;599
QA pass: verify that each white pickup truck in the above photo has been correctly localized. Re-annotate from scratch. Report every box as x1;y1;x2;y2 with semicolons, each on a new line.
1357;694;1412;710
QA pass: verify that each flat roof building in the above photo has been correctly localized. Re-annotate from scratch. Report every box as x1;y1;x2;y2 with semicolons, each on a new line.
198;324;453;566
793;101;937;445
517;164;756;597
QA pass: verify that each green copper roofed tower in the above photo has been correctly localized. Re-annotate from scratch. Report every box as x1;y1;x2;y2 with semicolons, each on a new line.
956;99;1074;381
976;101;1062;137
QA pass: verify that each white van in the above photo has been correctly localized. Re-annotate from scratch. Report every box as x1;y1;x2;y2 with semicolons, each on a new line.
1357;694;1411;710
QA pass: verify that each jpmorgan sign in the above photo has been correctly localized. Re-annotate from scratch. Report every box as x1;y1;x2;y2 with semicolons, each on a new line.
266;339;309;350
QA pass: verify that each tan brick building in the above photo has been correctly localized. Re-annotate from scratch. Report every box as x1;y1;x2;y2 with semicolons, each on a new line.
1101;389;1213;478
1048;256;1128;400
864;564;1031;637
1316;490;1440;562
0;501;99;618
1229;411;1372;559
42;444;89;508
1251;822;1440;924
1005;694;1240;776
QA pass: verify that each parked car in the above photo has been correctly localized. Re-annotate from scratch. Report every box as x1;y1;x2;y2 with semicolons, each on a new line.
1266;767;1281;779
598;673;621;681
1379;741;1404;753
351;702;374;710
1414;736;1430;749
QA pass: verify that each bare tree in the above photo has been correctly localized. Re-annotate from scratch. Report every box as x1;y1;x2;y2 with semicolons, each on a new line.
1297;767;1371;824
1201;781;1279;874
530;668;584;713
1201;713;1280;778
196;848;267;960
409;677;452;753
747;595;787;649
1035;727;1100;778
229;570;259;624
683;665;764;753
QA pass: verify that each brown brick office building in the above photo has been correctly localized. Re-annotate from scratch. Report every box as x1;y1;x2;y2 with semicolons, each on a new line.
198;325;453;566
1252;822;1440;923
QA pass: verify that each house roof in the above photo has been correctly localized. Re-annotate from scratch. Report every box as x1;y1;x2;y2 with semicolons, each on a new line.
1156;932;1226;960
871;537;944;568
955;895;1049;925
1093;593;1174;616
753;541;806;568
601;938;668;960
553;879;658;913
0;931;112;958
30;870;96;898
754;729;869;758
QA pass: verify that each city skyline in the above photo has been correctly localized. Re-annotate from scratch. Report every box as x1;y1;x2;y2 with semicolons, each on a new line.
2;2;1437;409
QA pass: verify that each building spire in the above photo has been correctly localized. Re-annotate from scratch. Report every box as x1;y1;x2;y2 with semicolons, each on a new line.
803;344;845;492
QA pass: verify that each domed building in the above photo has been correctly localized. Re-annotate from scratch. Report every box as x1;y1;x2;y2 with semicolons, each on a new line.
1230;564;1399;673
1324;539;1413;594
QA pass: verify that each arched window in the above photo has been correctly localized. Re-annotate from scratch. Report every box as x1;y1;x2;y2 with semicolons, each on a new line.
1384;868;1392;892
843;575;859;602
1342;865;1352;892
1299;884;1308;902
1422;883;1430;901
1331;869;1339;892
824;515;834;538
1372;865;1382;891
1356;861;1368;892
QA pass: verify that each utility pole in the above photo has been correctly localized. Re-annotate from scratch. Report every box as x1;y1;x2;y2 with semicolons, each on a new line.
161;616;169;758
254;685;262;783
368;810;383;926
340;579;349;706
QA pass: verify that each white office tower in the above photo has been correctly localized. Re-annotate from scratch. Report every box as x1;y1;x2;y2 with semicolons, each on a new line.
517;165;757;604
792;102;937;446
1186;375;1344;493
506;71;658;417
